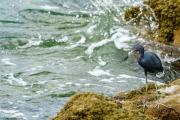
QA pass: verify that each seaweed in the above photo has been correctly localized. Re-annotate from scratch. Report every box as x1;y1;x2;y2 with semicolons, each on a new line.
52;92;157;120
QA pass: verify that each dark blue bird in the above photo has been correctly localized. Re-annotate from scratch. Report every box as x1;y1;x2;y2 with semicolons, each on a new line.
128;44;164;110
129;44;163;85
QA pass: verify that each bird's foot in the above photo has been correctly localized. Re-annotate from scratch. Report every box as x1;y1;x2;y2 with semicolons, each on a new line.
138;99;149;112
154;101;170;111
142;101;148;112
154;102;160;110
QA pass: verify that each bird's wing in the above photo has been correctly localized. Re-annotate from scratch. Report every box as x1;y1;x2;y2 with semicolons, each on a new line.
139;52;163;72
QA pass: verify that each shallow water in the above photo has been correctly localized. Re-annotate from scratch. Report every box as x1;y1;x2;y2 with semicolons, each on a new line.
0;0;179;119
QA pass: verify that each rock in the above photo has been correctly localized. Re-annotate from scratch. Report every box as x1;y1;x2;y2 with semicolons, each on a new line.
145;79;180;119
173;29;180;46
52;92;157;120
146;0;180;43
124;0;180;45
124;6;141;25
114;80;180;120
171;78;180;85
171;59;180;72
145;105;180;120
53;80;180;120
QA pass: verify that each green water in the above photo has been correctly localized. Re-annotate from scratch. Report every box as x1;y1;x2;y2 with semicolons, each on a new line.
0;0;179;119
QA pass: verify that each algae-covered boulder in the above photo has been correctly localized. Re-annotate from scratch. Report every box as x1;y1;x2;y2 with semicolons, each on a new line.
52;92;156;120
114;80;180;120
124;6;141;25
53;80;180;120
124;0;180;45
145;79;180;119
173;29;180;46
146;0;180;45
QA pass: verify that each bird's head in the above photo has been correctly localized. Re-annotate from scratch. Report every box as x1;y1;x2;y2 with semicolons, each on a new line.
128;44;144;57
123;44;144;61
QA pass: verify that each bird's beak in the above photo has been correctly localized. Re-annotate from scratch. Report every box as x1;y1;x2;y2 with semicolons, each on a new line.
128;50;135;57
123;50;135;61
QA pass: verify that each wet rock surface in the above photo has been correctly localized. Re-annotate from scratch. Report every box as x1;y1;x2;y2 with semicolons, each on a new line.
52;79;180;120
52;92;157;120
124;0;180;45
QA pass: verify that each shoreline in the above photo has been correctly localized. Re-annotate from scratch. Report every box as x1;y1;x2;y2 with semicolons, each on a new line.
52;79;180;120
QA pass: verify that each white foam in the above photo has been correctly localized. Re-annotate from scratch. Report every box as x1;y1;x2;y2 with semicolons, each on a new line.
65;82;73;85
112;31;136;50
26;66;43;72
65;82;81;86
32;114;39;118
0;108;26;119
117;80;127;83
84;83;95;86
85;28;137;56
85;39;113;56
88;66;113;77
66;35;86;49
164;54;179;63
71;56;84;60
98;56;106;66
19;40;42;48
117;74;163;85
39;5;59;10
117;74;137;79
77;35;86;44
100;78;114;83
1;58;16;66
3;73;27;86
87;25;97;34
56;36;69;42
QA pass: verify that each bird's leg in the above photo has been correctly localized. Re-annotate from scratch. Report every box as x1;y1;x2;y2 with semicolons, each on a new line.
153;80;169;110
141;70;148;112
154;79;160;110
145;70;148;92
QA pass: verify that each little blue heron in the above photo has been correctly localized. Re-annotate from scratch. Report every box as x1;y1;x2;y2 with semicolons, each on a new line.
128;44;163;110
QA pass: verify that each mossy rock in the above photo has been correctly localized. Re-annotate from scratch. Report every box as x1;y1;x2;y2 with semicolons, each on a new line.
52;92;157;120
173;29;180;46
145;0;180;43
124;6;141;25
115;83;165;100
124;0;180;44
146;105;180;120
124;6;153;26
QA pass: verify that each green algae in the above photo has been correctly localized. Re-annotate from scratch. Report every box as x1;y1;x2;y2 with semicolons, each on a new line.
39;39;67;47
29;71;51;76
49;91;76;98
52;92;157;120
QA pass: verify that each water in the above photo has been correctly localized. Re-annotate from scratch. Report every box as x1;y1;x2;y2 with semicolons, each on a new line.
0;0;179;119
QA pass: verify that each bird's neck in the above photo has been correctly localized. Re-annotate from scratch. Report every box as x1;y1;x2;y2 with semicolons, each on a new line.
139;51;144;58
